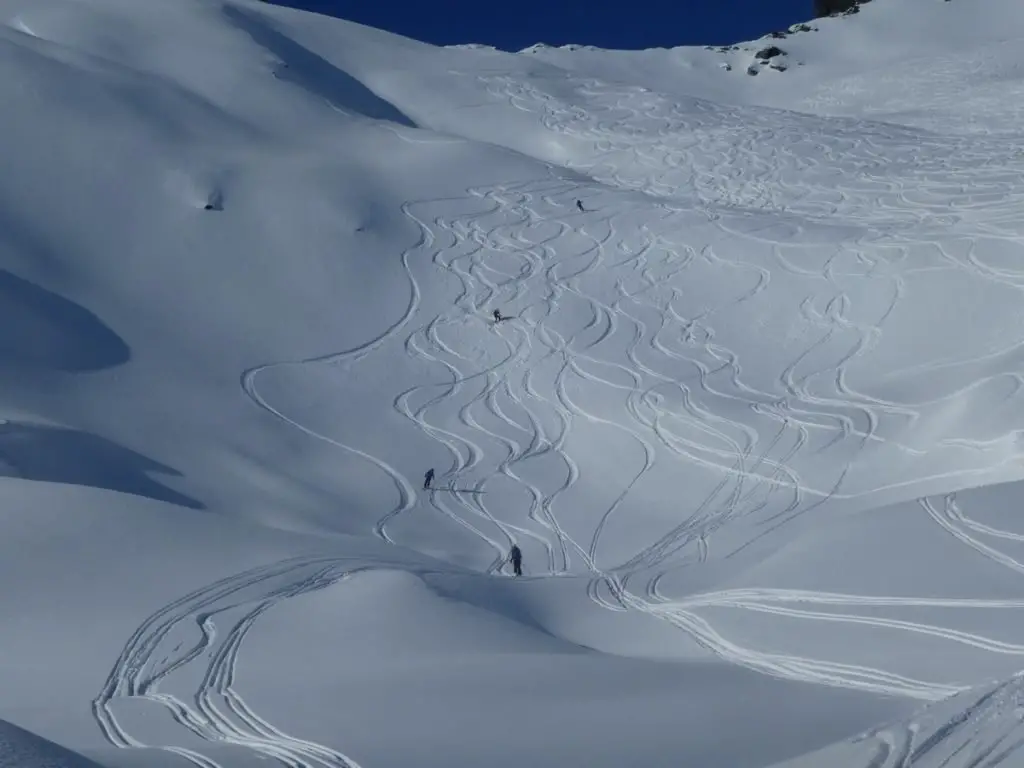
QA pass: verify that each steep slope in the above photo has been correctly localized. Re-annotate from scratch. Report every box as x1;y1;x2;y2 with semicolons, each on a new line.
2;0;1024;767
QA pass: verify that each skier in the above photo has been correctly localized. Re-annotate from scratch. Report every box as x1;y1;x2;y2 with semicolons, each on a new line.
423;468;435;490
576;199;585;212
493;309;503;323
509;544;523;577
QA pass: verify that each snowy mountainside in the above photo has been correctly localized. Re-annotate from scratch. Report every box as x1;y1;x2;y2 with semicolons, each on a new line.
3;0;1024;767
522;0;1024;131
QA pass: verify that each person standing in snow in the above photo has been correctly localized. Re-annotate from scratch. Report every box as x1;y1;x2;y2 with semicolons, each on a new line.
493;309;503;323
424;468;435;490
509;544;523;577
576;199;585;212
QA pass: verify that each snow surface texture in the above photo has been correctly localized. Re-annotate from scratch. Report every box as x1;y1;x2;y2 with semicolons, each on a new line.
0;718;106;768
2;0;1024;765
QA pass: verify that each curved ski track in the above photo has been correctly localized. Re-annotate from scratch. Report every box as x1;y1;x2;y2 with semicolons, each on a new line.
98;67;1024;765
92;556;392;768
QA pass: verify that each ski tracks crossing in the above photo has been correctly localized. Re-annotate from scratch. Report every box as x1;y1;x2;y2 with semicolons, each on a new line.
437;71;1024;704
97;65;1024;766
93;556;379;768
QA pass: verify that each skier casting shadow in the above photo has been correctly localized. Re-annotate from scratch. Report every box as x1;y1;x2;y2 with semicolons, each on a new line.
424;468;434;490
509;544;523;577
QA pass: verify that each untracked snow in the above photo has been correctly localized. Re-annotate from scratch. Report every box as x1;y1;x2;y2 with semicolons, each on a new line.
2;0;1024;766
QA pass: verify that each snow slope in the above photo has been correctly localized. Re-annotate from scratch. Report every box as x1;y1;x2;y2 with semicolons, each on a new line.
522;0;1024;133
773;670;1024;768
2;0;1024;765
0;718;106;768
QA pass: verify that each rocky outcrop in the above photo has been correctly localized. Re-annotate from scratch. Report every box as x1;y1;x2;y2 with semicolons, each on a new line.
755;45;785;60
814;0;872;17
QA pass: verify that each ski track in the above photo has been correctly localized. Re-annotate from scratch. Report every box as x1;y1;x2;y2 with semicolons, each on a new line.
98;65;1024;763
92;556;406;768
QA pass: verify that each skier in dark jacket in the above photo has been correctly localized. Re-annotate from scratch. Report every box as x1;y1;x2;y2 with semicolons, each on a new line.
576;199;585;212
493;309;503;323
509;544;523;577
423;468;435;490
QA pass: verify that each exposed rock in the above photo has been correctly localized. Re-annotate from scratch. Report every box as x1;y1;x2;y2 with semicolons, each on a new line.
814;0;872;17
755;45;786;60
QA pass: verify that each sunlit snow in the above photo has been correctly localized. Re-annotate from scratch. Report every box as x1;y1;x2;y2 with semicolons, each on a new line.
2;0;1024;766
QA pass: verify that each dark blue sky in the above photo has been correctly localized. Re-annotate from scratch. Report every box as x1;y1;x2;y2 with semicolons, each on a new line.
269;1;816;51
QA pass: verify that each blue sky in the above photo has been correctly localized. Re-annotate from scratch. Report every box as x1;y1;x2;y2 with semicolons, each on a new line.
269;1;815;51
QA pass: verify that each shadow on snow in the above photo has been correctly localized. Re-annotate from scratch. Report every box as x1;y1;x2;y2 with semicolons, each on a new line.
0;269;129;372
0;422;204;509
222;5;418;127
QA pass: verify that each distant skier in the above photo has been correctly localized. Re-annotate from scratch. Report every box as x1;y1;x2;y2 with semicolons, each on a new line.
424;468;435;490
575;199;585;212
509;544;523;577
493;309;504;323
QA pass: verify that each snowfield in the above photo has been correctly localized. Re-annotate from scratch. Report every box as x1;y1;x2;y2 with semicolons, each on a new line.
2;0;1024;765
